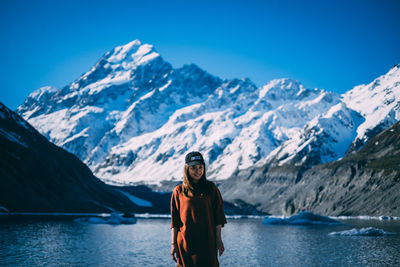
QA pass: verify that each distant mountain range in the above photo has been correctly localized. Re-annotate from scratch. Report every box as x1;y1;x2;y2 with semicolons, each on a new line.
17;40;400;188
12;39;400;216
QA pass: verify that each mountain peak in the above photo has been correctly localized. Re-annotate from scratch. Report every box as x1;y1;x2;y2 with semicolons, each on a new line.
259;78;316;100
26;86;58;100
177;63;207;74
66;40;168;94
387;63;400;76
342;62;400;152
105;39;160;68
119;39;142;50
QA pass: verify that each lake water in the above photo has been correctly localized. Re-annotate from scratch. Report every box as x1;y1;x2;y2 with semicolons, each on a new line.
1;216;400;266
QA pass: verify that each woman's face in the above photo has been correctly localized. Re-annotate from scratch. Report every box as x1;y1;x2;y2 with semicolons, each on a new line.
188;164;204;181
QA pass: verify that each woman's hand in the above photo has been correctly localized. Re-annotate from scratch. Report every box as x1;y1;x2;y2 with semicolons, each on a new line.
171;243;178;262
171;227;178;262
216;239;224;256
215;224;224;256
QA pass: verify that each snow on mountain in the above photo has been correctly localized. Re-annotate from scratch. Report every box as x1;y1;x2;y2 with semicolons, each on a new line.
18;40;222;164
342;64;400;151
262;65;400;168
265;102;364;168
90;77;338;184
17;40;400;185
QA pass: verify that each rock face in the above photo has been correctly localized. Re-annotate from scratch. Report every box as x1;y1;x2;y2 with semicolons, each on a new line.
220;120;400;216
290;120;400;216
0;102;138;213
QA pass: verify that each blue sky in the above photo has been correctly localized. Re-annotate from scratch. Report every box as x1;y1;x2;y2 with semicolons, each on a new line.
1;0;399;110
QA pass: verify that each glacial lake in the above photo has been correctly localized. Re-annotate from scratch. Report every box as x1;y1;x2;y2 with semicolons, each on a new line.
1;215;400;266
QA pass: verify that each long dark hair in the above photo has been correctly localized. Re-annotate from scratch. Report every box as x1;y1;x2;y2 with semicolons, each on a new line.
182;164;209;197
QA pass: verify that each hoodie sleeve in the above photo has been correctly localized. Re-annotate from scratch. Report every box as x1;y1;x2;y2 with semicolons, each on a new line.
212;184;227;227
170;185;183;229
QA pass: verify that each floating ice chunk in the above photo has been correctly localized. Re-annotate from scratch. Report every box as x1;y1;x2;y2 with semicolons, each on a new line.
379;215;394;221
329;227;396;236
262;211;342;226
88;217;107;224
74;216;106;223
334;215;400;221
135;213;171;219
74;212;137;224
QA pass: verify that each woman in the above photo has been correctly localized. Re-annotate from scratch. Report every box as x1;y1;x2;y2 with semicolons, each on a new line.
170;151;227;267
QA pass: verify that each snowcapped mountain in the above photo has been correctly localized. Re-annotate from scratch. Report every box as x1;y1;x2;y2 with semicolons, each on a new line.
343;64;400;152
91;78;339;185
264;64;400;167
18;40;221;165
265;102;365;168
17;40;400;186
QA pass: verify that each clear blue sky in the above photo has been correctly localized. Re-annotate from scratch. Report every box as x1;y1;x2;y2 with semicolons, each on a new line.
1;0;399;110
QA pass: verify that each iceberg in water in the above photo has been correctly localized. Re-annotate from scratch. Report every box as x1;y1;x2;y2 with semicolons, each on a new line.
329;227;396;236
262;211;342;226
74;212;137;225
378;215;396;221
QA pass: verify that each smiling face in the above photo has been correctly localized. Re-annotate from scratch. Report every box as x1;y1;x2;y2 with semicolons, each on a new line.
188;164;204;182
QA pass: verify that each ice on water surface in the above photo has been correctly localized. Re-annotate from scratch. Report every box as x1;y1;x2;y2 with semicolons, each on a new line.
329;227;397;236
74;212;137;225
262;211;342;226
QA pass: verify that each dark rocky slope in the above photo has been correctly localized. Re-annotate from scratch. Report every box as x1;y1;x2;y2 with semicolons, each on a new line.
220;121;400;216
0;102;138;213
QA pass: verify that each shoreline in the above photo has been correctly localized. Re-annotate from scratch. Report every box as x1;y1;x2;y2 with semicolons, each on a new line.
1;212;399;221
